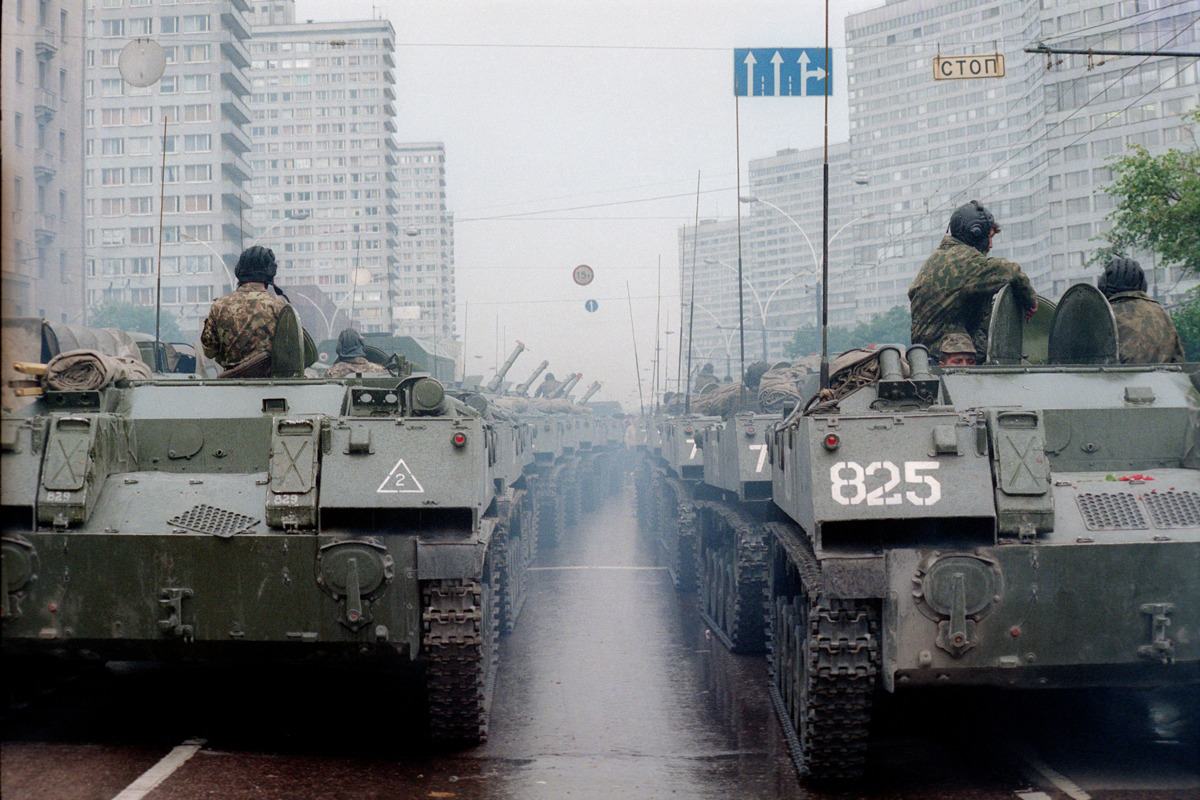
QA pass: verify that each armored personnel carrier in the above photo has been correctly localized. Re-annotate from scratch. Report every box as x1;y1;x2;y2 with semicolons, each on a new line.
646;413;720;590
694;410;778;653
1;336;525;742
764;286;1200;778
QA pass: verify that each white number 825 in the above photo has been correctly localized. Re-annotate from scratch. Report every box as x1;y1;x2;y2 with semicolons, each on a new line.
830;460;941;507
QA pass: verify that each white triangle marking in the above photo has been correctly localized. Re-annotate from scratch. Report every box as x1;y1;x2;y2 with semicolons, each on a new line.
376;457;425;494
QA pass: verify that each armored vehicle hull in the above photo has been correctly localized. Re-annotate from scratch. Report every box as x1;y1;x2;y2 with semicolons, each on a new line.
765;346;1200;779
1;374;529;742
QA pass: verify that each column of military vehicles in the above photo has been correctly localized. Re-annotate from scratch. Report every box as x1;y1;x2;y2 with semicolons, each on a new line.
0;323;617;743
637;285;1198;779
4;286;1198;779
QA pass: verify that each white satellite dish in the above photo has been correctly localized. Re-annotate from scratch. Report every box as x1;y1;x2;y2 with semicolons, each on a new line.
351;268;373;287
118;39;166;88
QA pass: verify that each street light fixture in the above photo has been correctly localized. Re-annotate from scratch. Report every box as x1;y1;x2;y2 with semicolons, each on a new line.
251;210;310;248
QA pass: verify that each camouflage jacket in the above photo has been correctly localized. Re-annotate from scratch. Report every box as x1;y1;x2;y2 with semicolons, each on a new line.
1109;290;1186;364
908;236;1036;360
200;283;290;369
325;357;390;378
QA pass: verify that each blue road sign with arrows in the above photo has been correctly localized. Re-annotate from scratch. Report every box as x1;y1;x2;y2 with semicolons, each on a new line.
734;48;831;97
585;299;598;312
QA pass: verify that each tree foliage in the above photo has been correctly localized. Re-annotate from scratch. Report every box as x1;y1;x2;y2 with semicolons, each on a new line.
785;304;911;358
89;301;184;342
1170;291;1200;361
1094;108;1200;273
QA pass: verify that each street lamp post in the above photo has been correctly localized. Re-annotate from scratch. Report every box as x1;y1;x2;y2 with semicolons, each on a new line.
736;197;872;355
689;300;740;381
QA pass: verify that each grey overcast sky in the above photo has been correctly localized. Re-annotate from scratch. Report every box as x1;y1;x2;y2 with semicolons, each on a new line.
298;0;885;410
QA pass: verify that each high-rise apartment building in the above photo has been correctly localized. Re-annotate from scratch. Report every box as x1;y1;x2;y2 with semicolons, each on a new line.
82;0;254;338
248;20;458;351
2;0;86;323
681;0;1199;362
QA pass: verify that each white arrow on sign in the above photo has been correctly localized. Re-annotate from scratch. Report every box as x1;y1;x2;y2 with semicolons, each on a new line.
771;51;784;97
743;50;757;96
798;51;826;97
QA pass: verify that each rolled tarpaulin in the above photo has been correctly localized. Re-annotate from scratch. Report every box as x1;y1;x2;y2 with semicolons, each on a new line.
45;349;153;391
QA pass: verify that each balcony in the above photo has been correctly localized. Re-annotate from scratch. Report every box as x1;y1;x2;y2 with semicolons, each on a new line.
221;69;252;98
383;85;396;101
219;89;251;126
384;119;396;133
35;88;57;124
222;155;251;184
382;69;395;85
222;186;251;212
221;127;251;156
34;164;56;184
222;222;245;243
382;51;395;68
221;39;250;71
229;0;251;13
385;151;398;166
35;38;58;61
220;7;250;41
36;214;57;246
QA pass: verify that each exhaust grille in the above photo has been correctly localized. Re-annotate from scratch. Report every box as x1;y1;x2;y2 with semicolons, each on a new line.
1143;490;1200;529
168;504;259;537
1076;492;1147;531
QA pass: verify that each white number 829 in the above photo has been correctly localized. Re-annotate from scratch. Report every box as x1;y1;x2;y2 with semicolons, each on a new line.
829;460;941;507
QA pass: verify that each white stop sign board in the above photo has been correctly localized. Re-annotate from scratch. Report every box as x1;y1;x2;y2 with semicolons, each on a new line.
573;264;594;286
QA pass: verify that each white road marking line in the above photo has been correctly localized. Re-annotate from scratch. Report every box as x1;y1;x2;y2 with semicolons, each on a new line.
112;738;206;800
1012;745;1091;800
528;566;667;571
1016;792;1054;800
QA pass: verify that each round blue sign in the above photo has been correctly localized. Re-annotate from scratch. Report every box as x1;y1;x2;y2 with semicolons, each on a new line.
585;299;599;312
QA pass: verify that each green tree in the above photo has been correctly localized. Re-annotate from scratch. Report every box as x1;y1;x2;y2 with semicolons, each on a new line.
89;301;184;342
1170;291;1200;361
785;304;911;358
1093;108;1200;273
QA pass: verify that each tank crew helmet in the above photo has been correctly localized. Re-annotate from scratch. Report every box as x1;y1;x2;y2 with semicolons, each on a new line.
938;332;976;356
335;328;367;361
544;372;555;381
234;245;289;301
949;200;999;254
1100;256;1146;299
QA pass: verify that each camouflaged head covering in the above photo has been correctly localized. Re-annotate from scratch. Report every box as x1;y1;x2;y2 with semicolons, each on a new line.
938;331;976;355
949;200;998;254
1101;256;1146;298
335;327;367;361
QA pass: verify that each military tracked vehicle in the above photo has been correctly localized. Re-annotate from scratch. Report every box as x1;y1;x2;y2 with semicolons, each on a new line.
645;413;720;590
693;410;779;653
0;341;528;742
764;285;1200;778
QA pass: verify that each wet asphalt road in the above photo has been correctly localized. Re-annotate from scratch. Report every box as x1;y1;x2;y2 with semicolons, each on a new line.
3;481;1198;800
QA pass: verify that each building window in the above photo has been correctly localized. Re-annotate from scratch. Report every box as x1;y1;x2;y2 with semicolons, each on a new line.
183;133;211;152
101;78;124;97
13;113;22;147
181;15;209;32
102;19;125;37
182;74;210;93
129;17;152;35
161;16;178;34
130;227;155;245
101;167;125;186
183;194;211;212
131;197;153;214
101;198;125;216
183;104;211;122
101;137;124;156
15;50;23;83
130;166;153;185
129;107;153;125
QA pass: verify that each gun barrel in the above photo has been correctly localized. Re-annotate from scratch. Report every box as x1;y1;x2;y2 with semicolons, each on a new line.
514;360;548;396
486;341;526;393
579;381;602;403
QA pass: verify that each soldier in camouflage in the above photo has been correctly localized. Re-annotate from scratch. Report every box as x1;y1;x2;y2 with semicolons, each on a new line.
325;328;389;378
909;200;1037;362
1099;257;1185;364
535;372;562;398
201;246;291;369
936;332;977;366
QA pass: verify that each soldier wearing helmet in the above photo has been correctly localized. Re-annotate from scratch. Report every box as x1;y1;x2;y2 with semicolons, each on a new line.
909;200;1038;363
1099;257;1185;364
201;246;291;369
325;328;389;378
535;371;561;398
936;332;977;366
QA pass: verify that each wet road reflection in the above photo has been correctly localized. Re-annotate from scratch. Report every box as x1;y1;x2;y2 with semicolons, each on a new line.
481;488;801;799
3;483;1197;800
